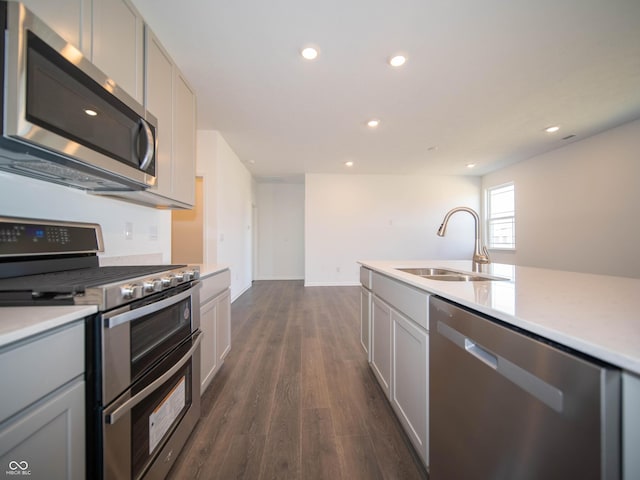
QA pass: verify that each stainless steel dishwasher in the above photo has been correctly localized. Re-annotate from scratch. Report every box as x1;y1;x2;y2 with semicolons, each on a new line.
429;296;621;480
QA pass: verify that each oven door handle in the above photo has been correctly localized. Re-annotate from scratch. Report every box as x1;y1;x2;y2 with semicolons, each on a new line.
105;286;196;329
105;331;202;425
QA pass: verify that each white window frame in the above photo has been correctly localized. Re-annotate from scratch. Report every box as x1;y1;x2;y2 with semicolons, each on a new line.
485;182;515;250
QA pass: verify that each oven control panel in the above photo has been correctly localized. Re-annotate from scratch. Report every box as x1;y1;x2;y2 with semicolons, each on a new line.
0;216;103;256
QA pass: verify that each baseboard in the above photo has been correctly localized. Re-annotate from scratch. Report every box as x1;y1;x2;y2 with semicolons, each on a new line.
303;281;361;287
231;283;251;302
253;276;304;281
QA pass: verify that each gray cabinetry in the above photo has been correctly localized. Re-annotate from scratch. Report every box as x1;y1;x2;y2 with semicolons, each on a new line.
215;290;232;364
91;0;144;103
143;26;196;208
624;371;640;480
22;0;143;102
20;0;91;56
360;286;371;359
199;270;232;393
0;321;85;479
392;309;428;465
365;270;430;467
360;267;372;360
371;296;392;398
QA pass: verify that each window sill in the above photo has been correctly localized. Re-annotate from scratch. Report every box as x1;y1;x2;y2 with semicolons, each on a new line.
488;247;516;252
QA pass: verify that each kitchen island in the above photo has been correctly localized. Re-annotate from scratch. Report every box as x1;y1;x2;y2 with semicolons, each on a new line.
360;260;640;374
359;259;640;479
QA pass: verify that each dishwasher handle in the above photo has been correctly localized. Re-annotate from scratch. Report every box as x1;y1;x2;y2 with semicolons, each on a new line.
436;320;564;413
464;338;498;369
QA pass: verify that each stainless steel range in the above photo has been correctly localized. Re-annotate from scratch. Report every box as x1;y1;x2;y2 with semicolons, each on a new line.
0;216;202;480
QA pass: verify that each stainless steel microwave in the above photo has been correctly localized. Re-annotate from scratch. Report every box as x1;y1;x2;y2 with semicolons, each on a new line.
0;1;157;191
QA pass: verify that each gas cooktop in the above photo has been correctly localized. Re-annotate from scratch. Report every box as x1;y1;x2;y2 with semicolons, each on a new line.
0;216;199;309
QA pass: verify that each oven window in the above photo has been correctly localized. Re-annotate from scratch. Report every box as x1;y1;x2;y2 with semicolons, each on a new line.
130;296;192;379
131;342;193;479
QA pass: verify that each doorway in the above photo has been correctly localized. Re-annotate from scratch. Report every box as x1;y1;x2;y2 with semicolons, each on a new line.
171;177;204;264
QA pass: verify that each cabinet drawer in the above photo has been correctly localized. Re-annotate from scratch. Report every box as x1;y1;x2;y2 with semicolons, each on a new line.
0;322;84;423
360;267;372;289
372;272;430;330
200;269;231;304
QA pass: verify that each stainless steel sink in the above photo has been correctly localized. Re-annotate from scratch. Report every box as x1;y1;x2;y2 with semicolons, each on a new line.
396;268;459;276
396;267;507;282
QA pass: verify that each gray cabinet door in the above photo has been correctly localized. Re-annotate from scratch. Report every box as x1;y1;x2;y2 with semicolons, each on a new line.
392;309;428;465
216;290;231;364
0;379;85;480
360;286;371;358
371;296;392;398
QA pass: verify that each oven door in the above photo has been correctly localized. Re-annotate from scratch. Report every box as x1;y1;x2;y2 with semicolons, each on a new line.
101;285;200;405
102;332;202;480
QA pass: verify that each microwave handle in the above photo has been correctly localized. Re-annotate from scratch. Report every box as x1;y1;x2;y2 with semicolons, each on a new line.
139;118;155;170
104;330;202;425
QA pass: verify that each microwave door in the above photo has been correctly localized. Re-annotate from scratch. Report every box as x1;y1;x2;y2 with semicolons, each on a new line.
0;2;156;191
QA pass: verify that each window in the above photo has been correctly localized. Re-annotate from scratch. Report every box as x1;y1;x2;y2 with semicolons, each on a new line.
486;183;515;249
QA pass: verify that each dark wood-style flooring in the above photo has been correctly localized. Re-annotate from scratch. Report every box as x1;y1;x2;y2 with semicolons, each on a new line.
167;280;428;480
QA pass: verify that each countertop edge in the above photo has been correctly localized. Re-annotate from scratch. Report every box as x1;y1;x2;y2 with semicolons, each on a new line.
0;305;97;349
359;260;640;375
197;264;230;279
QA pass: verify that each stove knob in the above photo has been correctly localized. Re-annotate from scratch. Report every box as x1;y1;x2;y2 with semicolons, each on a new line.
182;271;193;282
161;276;177;288
175;272;185;283
121;283;143;299
144;279;162;293
190;270;200;280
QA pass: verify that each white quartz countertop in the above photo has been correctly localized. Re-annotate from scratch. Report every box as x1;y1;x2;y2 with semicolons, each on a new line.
196;264;230;279
0;305;97;348
0;265;228;349
359;260;640;375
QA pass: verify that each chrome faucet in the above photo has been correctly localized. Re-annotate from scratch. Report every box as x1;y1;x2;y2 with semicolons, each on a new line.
437;206;490;269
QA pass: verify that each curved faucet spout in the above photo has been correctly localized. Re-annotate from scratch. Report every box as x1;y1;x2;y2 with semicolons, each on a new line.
437;206;491;267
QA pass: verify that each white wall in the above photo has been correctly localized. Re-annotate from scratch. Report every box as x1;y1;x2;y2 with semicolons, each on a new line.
0;172;171;262
196;131;218;265
482;118;640;278
305;174;481;285
198;130;254;300
255;181;305;280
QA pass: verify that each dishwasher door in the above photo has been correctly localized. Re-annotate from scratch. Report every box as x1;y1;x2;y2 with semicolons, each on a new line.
429;296;620;480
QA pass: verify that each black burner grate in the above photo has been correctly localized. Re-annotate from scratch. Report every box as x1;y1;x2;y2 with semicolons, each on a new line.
0;265;186;294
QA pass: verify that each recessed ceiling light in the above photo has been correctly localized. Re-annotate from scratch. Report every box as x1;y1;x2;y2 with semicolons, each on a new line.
466;163;476;169
345;161;354;167
301;47;319;60
389;55;406;67
367;119;380;128
84;108;98;116
544;125;560;133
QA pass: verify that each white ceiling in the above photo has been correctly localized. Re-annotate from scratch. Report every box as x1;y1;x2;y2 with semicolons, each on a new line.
132;0;640;180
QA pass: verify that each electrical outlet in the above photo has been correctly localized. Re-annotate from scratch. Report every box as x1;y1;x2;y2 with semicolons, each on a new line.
149;225;158;241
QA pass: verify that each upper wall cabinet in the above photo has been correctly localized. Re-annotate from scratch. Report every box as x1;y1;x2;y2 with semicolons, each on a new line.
22;0;143;103
20;0;92;56
172;71;197;207
91;0;144;103
145;27;196;208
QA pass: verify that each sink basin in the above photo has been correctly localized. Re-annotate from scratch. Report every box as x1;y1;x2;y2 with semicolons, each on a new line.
396;268;459;276
396;267;507;282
